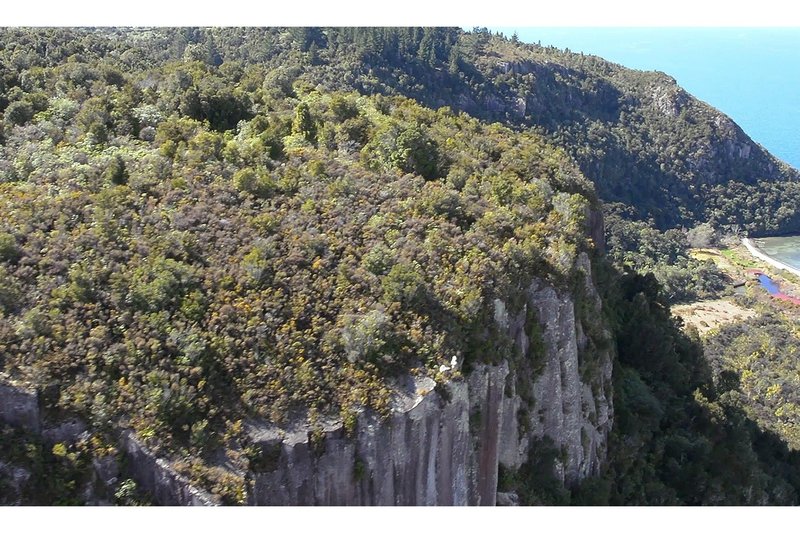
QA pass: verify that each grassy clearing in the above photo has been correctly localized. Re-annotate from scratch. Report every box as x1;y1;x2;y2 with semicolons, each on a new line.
672;299;757;336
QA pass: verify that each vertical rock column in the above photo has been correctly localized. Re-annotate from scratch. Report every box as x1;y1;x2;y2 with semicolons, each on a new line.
248;366;510;506
468;363;509;506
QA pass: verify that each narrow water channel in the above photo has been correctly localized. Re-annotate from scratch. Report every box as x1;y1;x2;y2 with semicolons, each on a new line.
757;273;780;294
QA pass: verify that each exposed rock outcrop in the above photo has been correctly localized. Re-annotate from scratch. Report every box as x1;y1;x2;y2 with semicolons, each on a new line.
0;460;32;505
494;252;613;485
0;375;40;433
0;373;215;506
120;431;219;506
1;260;613;506
246;253;613;504
496;491;520;506
42;419;87;445
247;367;509;506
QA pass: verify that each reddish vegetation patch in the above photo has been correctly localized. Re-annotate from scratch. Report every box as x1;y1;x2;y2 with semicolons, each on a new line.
773;293;800;305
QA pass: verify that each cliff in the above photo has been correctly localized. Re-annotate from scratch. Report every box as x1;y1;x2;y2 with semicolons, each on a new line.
497;253;613;484
5;26;800;506
468;53;800;231
0;375;218;505
0;376;39;433
0;28;626;505
0;254;612;506
244;253;613;505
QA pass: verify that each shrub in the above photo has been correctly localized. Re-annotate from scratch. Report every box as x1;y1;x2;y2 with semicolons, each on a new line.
233;168;276;198
381;262;426;306
0;266;21;313
127;258;197;313
0;232;20;263
340;310;392;363
103;155;128;185
4;100;34;126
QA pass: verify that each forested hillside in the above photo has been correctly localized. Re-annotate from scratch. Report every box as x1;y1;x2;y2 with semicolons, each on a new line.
2;27;800;505
4;27;797;231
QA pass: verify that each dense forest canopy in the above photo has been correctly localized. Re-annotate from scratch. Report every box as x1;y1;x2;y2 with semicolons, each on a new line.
2;27;800;505
2;27;798;234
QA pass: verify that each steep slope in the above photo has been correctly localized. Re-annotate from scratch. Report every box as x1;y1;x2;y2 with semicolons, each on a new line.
3;27;797;233
0;32;613;503
97;26;797;234
2;27;800;506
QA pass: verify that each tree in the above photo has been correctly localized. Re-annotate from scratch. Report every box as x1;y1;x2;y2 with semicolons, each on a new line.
103;155;128;185
233;168;275;198
382;262;426;306
447;47;461;75
290;28;327;53
417;29;437;66
392;125;443;180
0;233;20;263
292;102;316;143
686;223;717;248
76;97;111;143
4;100;34;126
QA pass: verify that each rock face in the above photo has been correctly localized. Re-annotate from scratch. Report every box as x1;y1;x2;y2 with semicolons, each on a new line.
0;460;32;505
247;253;613;505
0;373;215;506
588;208;606;254
120;431;219;506
496;253;614;485
248;367;509;506
0;376;40;433
41;419;87;445
1;258;613;507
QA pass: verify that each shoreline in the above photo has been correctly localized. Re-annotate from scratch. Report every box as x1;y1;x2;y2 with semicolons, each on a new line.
742;237;800;278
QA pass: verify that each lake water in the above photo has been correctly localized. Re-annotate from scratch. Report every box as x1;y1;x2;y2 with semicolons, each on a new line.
490;27;800;170
753;235;800;271
758;273;780;295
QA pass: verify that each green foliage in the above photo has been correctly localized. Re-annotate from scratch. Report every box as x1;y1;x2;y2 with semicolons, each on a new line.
0;232;20;263
704;314;800;451
1;26;798;505
363;123;446;180
361;244;393;276
291;102;316;143
573;266;800;505
4;100;34;126
76;97;111;144
0;266;22;313
241;240;276;285
126;257;197;313
686;222;717;248
498;438;572;505
340;310;393;364
103;155;128;185
391;125;443;180
605;207;728;303
0;424;96;505
381;262;426;306
0;41;597;497
233;168;275;198
114;479;142;505
245;442;282;473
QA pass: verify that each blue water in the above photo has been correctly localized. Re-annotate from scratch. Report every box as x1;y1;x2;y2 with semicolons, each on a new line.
490;28;800;170
753;235;800;270
758;274;780;295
